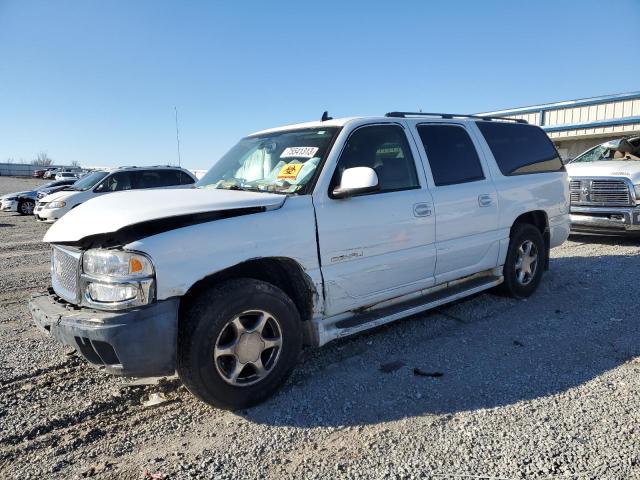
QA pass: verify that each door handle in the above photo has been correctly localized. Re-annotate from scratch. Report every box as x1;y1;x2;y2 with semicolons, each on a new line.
478;194;494;207
413;202;433;217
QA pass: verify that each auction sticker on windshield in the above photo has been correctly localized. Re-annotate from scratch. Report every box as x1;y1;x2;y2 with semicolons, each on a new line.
280;147;318;158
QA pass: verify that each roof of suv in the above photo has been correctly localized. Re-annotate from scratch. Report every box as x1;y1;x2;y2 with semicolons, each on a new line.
88;165;195;175
112;165;192;172
250;112;529;136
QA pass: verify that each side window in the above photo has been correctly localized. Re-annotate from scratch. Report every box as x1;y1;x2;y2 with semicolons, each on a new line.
156;170;181;187
134;171;164;189
96;172;132;192
417;124;485;186
179;171;196;184
133;170;187;188
476;122;564;175
333;124;419;194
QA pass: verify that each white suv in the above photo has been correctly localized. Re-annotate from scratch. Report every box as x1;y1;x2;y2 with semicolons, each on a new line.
35;166;196;222
30;113;570;409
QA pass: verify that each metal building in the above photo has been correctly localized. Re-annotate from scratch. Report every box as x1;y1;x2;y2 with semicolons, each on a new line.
478;91;640;161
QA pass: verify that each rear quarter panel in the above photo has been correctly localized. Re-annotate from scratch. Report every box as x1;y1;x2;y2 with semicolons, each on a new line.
468;123;570;255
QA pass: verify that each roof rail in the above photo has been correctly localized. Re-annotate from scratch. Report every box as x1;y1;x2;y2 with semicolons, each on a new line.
385;111;528;124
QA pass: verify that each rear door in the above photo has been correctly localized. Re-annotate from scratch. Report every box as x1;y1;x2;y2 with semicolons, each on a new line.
313;123;437;316
410;122;500;284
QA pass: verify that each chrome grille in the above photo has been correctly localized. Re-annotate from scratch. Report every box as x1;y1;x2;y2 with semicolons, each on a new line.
569;178;632;206
569;180;581;204
51;246;81;303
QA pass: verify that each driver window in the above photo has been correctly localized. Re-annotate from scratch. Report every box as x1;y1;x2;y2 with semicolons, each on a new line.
333;124;419;194
96;172;132;192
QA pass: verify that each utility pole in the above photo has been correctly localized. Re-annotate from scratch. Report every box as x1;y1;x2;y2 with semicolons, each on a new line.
174;106;182;167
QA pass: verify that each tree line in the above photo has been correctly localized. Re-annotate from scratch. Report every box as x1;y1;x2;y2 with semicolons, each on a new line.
4;152;79;167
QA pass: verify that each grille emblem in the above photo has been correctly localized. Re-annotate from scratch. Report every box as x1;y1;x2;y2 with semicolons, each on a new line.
580;181;590;201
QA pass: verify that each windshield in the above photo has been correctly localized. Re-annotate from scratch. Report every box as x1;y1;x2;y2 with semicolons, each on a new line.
69;171;108;191
197;127;339;194
571;138;640;163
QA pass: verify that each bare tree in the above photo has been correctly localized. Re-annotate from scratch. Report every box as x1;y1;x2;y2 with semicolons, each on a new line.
70;160;80;167
5;157;15;164
32;152;53;166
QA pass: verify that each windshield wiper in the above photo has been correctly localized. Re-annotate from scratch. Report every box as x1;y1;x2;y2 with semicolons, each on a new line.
217;184;264;193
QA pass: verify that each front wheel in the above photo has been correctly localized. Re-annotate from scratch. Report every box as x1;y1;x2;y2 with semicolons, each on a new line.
500;224;545;299
177;278;302;410
18;199;35;215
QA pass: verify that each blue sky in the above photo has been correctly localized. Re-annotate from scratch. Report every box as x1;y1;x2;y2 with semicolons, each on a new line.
1;0;639;170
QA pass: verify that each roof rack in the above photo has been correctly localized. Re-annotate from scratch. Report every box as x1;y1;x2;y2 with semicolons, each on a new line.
385;111;528;124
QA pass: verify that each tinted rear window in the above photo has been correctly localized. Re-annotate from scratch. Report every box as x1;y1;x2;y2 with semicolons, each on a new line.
476;122;564;176
416;124;485;186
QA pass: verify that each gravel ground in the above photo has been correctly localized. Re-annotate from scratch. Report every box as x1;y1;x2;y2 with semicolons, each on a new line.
0;176;639;480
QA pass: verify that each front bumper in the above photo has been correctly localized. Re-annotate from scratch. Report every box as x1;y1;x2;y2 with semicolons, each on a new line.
34;204;60;222
570;205;640;234
1;200;18;212
29;290;179;377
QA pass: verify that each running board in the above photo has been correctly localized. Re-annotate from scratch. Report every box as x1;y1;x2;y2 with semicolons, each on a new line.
313;273;503;346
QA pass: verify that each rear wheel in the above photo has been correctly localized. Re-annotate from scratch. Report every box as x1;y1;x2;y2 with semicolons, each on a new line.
18;199;35;215
177;278;302;410
500;223;545;299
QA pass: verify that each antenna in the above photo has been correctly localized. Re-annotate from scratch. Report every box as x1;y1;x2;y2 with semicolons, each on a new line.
174;106;182;167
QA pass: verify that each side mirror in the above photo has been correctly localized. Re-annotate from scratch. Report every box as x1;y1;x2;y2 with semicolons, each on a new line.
332;167;379;199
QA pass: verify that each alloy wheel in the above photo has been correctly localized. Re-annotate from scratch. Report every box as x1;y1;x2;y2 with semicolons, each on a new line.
213;310;283;386
20;201;34;215
514;240;538;285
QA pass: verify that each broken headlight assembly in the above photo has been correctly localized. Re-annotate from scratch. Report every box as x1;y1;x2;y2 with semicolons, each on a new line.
81;249;155;310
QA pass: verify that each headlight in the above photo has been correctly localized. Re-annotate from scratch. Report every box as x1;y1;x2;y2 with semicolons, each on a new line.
81;249;155;310
83;249;154;277
48;201;66;208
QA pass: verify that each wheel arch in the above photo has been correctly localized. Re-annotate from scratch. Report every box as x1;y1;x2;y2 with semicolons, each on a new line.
178;257;318;325
511;210;550;270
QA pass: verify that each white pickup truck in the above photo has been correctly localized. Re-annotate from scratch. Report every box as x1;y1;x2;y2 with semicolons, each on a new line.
29;112;570;409
565;136;640;234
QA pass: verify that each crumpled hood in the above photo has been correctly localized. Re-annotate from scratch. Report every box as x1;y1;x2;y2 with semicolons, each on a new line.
44;188;287;243
566;161;640;184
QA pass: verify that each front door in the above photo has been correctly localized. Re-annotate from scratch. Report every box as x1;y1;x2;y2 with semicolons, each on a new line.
314;123;437;317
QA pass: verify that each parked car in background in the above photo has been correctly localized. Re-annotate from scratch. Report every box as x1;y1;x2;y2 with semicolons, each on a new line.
43;168;59;179
1;191;36;214
33;169;46;178
566;136;640;235
1;179;78;215
29;113;569;409
54;172;79;181
35;166;196;222
36;179;78;200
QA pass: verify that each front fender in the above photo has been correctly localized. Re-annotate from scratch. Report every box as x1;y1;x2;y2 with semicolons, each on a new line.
125;196;322;301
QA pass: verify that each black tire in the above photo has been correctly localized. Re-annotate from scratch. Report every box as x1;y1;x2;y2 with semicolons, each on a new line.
177;278;302;410
18;199;35;215
500;223;545;299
